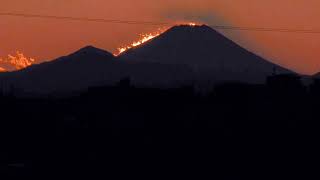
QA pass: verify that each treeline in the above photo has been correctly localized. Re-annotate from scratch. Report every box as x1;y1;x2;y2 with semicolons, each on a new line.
1;74;320;179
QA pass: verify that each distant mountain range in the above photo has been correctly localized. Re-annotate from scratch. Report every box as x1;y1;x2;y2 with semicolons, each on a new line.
0;46;192;94
0;25;298;95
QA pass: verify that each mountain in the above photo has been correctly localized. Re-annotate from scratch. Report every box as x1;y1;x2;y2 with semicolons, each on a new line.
313;72;320;78
119;25;295;83
0;25;298;95
0;46;193;95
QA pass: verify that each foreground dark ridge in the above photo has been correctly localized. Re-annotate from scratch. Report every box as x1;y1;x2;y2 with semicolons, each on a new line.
1;74;320;178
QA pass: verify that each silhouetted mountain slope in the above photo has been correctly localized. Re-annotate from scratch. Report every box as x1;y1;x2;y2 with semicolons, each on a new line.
313;72;320;78
0;46;193;94
119;25;294;83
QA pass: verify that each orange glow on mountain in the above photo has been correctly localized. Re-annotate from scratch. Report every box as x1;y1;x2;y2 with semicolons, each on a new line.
0;67;6;72
188;22;197;26
0;51;35;71
114;28;169;56
114;23;200;56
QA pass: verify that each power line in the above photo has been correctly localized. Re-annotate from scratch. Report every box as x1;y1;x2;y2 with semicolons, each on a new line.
212;26;320;34
1;12;320;34
0;12;171;25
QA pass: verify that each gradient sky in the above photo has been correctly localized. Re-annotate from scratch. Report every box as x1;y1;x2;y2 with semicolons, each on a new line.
0;0;319;74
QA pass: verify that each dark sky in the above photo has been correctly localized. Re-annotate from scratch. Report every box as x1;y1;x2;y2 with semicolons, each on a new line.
1;0;319;74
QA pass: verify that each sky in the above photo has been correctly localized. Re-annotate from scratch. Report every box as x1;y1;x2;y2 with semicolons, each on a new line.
0;0;319;74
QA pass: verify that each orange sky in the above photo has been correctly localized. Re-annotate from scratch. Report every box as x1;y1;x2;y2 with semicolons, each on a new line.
0;0;319;74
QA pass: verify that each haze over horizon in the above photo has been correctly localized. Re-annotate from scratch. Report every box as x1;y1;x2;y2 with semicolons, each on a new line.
1;0;320;74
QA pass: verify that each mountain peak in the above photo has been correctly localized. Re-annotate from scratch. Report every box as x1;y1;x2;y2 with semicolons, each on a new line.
119;24;294;83
19;45;115;74
168;24;215;33
70;46;114;58
173;24;210;29
79;45;101;52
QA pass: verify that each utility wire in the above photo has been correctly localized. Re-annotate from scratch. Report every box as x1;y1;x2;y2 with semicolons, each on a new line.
1;12;320;34
0;12;171;25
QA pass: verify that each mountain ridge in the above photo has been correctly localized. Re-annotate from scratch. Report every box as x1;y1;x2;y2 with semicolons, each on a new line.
119;25;295;83
0;45;193;95
0;25;299;95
